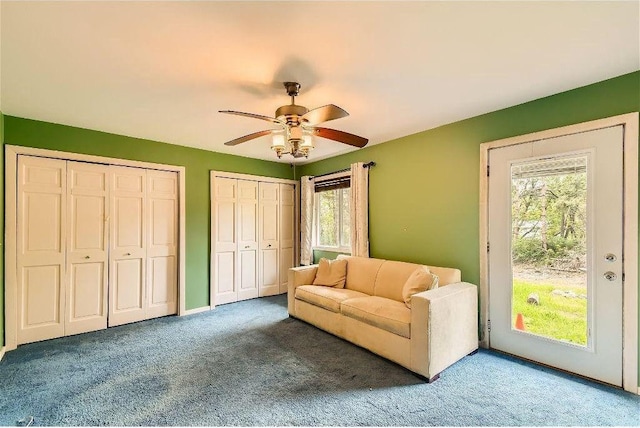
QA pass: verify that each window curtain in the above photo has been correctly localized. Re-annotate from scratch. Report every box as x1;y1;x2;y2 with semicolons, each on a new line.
350;162;369;257
300;176;315;265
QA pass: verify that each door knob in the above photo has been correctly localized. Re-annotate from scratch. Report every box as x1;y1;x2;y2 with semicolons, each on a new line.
604;271;617;281
125;252;131;256
267;244;271;248
244;245;250;249
84;256;90;259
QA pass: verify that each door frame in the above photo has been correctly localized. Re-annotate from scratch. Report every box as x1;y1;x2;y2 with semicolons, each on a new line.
479;112;639;394
4;145;187;352
210;171;299;308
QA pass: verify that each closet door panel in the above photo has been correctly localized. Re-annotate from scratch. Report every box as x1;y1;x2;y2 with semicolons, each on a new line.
237;180;258;301
17;156;67;344
214;178;238;304
114;259;144;309
215;253;236;305
239;251;257;295
261;249;279;289
66;162;109;336
109;166;147;326
279;184;295;293
279;247;294;292
259;182;279;297
146;170;178;318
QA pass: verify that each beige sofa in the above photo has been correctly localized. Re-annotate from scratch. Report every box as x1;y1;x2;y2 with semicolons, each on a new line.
287;255;478;382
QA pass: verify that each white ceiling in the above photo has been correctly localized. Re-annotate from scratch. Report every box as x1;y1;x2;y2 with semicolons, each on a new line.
1;1;638;164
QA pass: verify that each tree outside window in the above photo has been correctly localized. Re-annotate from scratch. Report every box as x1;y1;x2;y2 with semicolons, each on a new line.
316;187;351;251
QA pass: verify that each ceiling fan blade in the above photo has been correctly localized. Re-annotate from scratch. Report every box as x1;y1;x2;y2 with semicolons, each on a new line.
219;110;284;125
313;127;368;148
302;104;349;125
223;130;273;146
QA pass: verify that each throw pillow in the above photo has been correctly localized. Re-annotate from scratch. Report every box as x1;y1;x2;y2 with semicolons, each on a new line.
313;258;347;288
402;267;439;308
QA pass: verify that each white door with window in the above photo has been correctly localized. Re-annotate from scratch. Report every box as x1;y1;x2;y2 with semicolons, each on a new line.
488;126;623;386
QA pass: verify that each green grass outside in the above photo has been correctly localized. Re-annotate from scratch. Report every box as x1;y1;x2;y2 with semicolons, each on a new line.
512;279;588;345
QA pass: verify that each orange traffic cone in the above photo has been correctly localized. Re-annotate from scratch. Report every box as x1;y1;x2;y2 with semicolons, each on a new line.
515;313;526;331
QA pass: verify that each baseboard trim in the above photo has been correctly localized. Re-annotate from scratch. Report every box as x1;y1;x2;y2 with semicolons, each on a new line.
182;306;211;316
0;346;6;362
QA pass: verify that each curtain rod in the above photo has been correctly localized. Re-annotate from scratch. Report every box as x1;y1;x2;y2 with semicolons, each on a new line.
310;161;376;180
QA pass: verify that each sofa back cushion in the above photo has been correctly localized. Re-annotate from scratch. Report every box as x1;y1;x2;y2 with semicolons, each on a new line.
337;255;384;295
313;258;347;288
374;260;425;302
335;255;462;299
402;267;439;308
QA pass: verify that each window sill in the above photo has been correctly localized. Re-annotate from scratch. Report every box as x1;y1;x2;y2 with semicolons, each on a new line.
313;246;351;254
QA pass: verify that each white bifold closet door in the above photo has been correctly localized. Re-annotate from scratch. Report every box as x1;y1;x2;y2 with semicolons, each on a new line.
109;166;147;326
213;178;260;304
17;156;68;344
212;174;296;305
279;184;295;294
66;161;110;336
17;158;110;344
16;156;179;344
213;177;238;305
259;182;280;297
146;170;179;318
109;166;178;326
237;180;259;301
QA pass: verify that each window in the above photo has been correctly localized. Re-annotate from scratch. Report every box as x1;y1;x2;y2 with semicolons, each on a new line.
315;186;351;251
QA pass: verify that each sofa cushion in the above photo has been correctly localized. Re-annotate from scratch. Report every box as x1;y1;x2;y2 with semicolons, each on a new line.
295;285;369;313
337;255;385;295
313;258;347;288
373;260;425;302
427;266;461;286
340;296;411;338
402;267;439;308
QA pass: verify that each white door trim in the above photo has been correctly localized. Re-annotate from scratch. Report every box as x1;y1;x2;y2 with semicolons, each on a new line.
4;145;187;352
479;112;639;394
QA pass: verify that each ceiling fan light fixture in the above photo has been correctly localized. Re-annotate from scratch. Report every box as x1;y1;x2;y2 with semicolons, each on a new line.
271;130;286;158
221;81;368;160
296;134;314;158
301;134;314;149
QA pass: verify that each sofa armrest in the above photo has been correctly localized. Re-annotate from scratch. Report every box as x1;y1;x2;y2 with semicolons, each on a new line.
410;282;478;379
287;265;318;316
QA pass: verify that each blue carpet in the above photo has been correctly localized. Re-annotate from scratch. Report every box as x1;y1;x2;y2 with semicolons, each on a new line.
0;295;638;426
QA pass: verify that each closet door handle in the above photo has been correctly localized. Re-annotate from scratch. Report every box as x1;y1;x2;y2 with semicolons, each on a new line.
84;256;90;259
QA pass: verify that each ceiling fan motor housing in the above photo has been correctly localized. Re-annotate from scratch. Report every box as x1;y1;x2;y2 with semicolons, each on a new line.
275;104;308;125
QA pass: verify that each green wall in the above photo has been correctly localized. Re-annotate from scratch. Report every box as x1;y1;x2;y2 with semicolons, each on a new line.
2;116;294;321
301;71;639;281
313;249;349;264
0;112;4;349
300;71;640;381
2;72;639;380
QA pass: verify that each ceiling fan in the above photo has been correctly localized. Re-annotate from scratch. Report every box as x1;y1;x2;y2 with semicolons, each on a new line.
220;82;368;159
